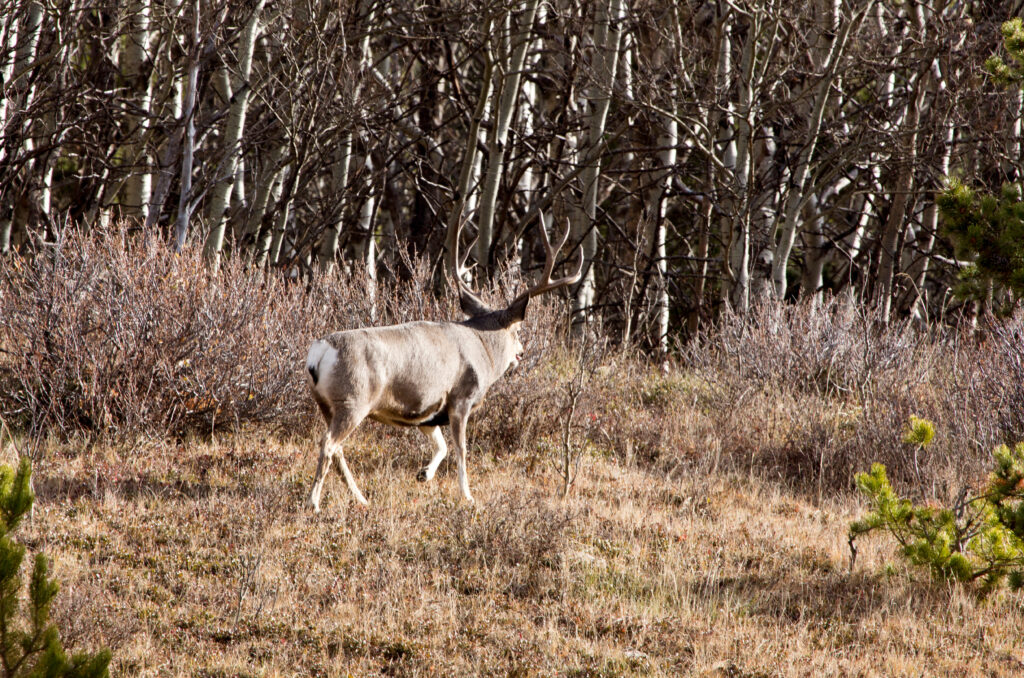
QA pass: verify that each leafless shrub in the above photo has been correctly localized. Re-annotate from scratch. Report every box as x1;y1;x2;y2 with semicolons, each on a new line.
687;297;936;400
658;297;1016;494
973;314;1024;442
0;227;566;445
0;228;310;437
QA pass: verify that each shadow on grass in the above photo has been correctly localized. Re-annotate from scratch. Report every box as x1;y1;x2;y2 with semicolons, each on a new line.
701;567;942;624
33;473;222;502
31;470;308;509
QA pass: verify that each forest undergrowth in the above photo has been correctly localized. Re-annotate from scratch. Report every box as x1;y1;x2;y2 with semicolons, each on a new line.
1;231;1023;675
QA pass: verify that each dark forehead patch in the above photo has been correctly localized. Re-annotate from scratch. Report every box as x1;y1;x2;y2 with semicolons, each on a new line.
463;306;525;331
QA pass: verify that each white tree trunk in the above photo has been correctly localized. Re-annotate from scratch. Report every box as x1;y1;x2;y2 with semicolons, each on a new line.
244;142;287;246
204;0;266;265
799;195;827;304
0;11;21;166
350;160;378;322
505;2;548;270
723;11;757;314
445;24;494;276
772;0;869;299
173;0;201;252
904;64;955;320
345;155;377;271
317;133;353;269
145;0;185;231
571;0;625;330
475;0;541;266
701;6;729;320
833;175;878;295
27;10;61;227
876;73;924;321
267;174;291;267
8;2;43;129
120;0;153;222
644;84;677;355
319;0;374;270
254;164;288;267
2;2;44;246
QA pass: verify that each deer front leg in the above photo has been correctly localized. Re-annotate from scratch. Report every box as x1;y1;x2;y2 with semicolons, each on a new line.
417;425;447;482
450;406;474;503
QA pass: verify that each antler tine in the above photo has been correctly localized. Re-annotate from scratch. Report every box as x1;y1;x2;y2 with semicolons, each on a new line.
514;217;585;304
450;213;483;299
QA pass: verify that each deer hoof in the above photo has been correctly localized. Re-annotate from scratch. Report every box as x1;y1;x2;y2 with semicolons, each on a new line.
416;468;429;482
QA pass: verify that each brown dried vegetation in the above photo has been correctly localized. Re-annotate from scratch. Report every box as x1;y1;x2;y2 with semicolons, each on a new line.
1;231;1023;675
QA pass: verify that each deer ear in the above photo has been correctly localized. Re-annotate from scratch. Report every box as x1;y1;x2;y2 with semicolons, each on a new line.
458;288;492;317
505;295;529;325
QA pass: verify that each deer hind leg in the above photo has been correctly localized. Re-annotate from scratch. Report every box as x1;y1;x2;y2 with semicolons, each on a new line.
308;410;368;511
416;426;447;483
450;407;474;504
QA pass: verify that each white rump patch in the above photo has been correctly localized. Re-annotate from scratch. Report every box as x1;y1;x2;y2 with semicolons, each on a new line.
306;340;338;400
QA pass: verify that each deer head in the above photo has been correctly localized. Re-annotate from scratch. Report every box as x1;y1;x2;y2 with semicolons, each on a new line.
451;216;584;371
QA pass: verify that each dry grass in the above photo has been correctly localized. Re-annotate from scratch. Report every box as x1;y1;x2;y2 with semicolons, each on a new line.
9;417;1024;677
3;231;1023;675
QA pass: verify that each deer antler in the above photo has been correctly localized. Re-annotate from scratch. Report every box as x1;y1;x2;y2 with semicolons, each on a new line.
450;213;490;309
510;217;584;308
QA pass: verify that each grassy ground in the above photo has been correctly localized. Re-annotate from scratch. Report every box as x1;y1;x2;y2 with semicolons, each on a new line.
10;423;1024;677
4;234;1021;676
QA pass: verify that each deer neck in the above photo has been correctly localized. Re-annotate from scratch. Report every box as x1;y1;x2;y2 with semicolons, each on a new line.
461;317;515;380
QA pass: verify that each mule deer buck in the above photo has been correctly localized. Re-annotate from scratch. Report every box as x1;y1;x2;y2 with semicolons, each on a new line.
305;219;583;510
